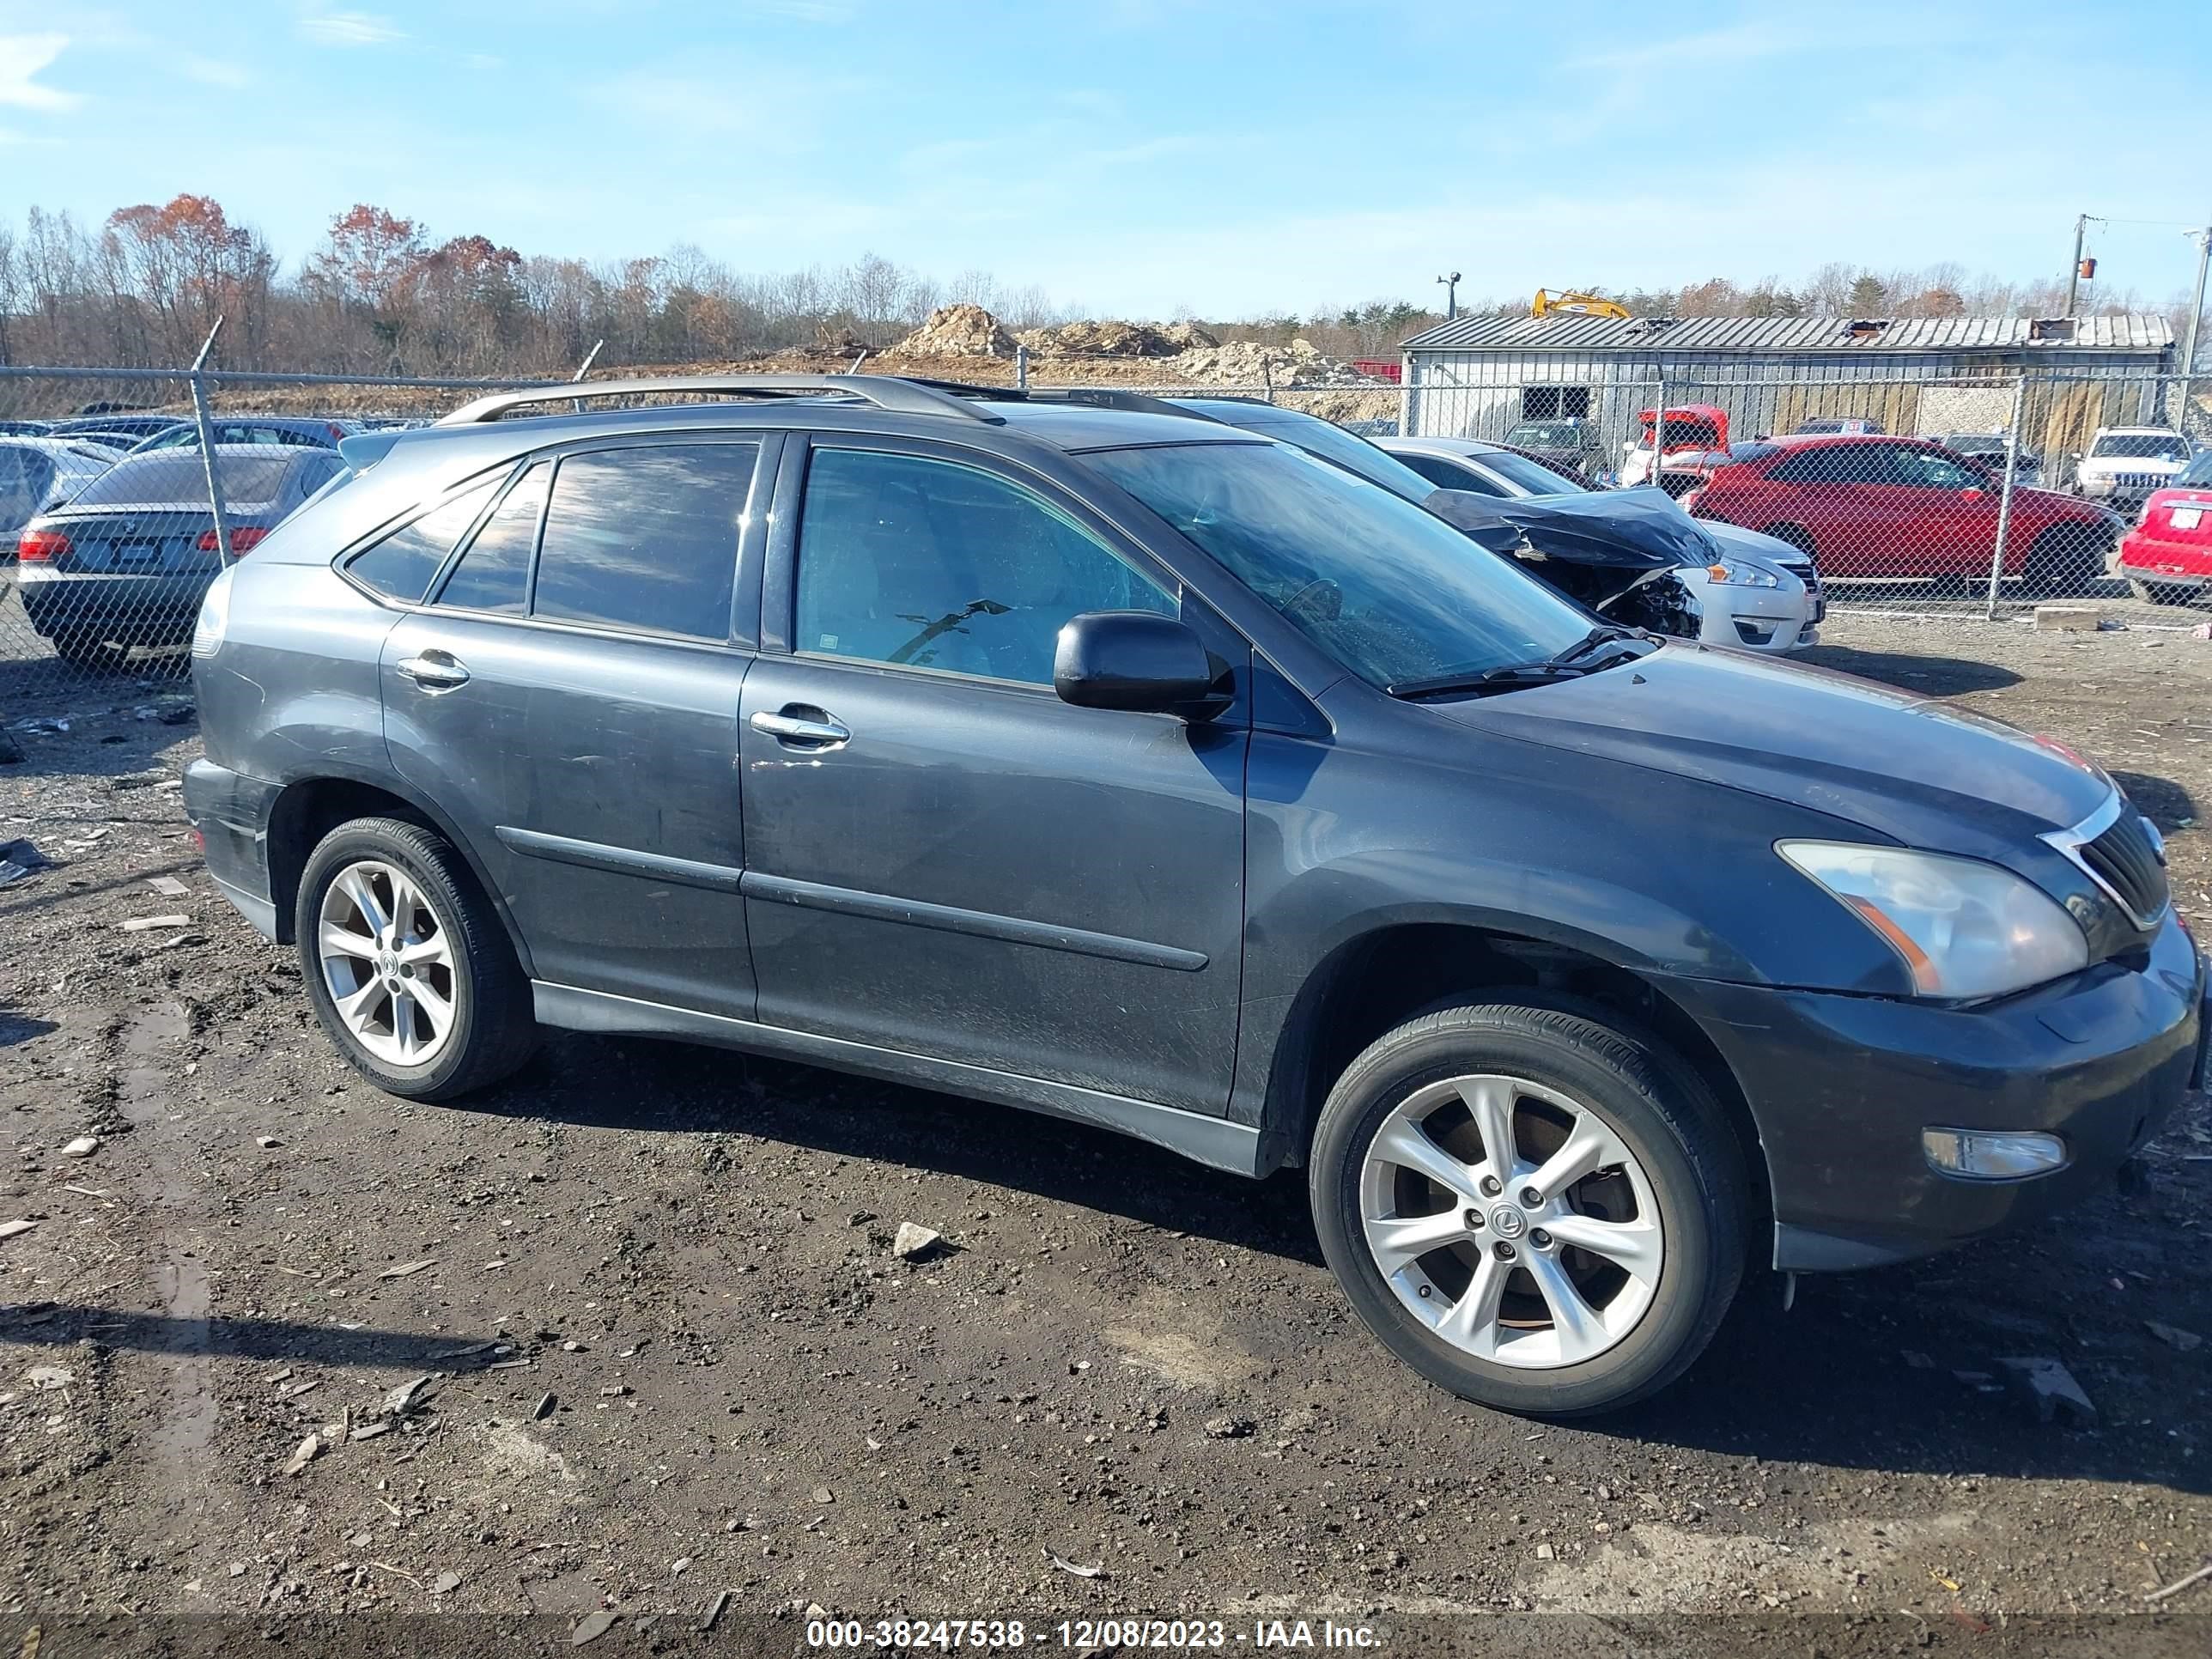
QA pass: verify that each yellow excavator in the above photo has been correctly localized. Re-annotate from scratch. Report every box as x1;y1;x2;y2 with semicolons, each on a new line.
1531;289;1632;320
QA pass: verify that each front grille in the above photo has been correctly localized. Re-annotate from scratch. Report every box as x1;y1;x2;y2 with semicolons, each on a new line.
2077;809;2168;928
2113;473;2163;490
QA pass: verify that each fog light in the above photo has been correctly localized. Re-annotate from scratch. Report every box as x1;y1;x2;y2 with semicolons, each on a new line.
1923;1128;2068;1181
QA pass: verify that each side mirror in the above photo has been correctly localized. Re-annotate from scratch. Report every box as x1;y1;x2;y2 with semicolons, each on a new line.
1054;611;1224;718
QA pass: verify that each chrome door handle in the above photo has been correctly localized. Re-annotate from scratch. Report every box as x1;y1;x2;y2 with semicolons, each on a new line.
750;708;849;745
396;652;471;690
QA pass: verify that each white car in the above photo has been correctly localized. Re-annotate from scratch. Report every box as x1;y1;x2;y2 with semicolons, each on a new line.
1382;435;1822;653
0;436;119;536
2072;427;2194;510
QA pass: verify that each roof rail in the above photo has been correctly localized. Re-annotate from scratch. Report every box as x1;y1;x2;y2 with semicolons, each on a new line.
434;374;1001;427
889;378;1206;422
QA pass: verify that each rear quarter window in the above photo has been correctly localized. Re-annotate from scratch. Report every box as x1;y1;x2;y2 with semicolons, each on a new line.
345;477;501;604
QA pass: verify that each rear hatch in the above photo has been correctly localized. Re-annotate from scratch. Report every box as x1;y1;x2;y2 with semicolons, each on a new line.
44;507;220;573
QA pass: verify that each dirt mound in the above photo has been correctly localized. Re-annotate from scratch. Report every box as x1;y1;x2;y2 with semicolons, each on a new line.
894;303;1017;358
1162;336;1373;389
1015;319;1219;358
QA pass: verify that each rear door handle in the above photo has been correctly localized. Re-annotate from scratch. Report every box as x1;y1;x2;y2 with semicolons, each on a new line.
750;708;850;746
396;652;471;691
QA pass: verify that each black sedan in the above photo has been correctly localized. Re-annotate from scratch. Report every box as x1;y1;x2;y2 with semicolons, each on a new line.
15;444;346;672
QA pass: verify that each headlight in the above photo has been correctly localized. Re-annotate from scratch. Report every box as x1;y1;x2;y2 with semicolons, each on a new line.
1705;559;1780;587
191;565;234;660
1776;841;2088;1000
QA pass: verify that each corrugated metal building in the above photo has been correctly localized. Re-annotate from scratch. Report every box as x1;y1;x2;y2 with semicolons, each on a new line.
1398;313;2177;460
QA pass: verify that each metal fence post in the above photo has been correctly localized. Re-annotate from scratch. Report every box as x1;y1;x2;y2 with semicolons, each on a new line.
1015;344;1028;391
188;318;234;564
1984;373;2028;619
1262;360;1275;406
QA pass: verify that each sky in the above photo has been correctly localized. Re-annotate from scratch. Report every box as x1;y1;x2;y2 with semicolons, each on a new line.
3;0;2209;319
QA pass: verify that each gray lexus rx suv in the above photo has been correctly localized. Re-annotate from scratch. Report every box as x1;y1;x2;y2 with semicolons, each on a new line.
184;375;2207;1416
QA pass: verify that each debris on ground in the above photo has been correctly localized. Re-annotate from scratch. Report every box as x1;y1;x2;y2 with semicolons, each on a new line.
0;1220;38;1242
378;1258;436;1279
1048;1551;1105;1578
145;875;189;896
256;1135;280;1149
533;1393;556;1420
810;1486;834;1505
433;1569;461;1595
890;1221;945;1261
2145;1321;2203;1352
569;1609;619;1645
1997;1356;2097;1426
0;837;50;886
27;1364;74;1391
120;914;190;933
1204;1414;1257;1439
381;1375;434;1418
2147;1561;2212;1603
283;1434;324;1476
59;1136;100;1159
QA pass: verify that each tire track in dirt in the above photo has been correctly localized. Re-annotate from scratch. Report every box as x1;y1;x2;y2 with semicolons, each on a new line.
109;999;221;1552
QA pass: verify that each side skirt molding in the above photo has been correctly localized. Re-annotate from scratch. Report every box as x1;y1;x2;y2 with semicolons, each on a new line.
531;981;1264;1177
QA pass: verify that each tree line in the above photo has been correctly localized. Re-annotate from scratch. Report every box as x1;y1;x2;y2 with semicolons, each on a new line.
0;195;2198;376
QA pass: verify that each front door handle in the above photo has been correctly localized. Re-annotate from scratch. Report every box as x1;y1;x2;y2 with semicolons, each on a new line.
750;707;850;746
396;652;471;691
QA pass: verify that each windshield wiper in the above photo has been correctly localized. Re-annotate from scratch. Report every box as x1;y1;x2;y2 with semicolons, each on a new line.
1387;661;1590;700
1547;623;1650;667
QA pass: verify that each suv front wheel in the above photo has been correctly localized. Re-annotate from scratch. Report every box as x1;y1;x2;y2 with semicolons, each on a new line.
1310;1001;1747;1416
295;816;539;1101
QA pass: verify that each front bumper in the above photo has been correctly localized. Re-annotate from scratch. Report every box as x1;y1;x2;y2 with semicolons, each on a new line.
1658;910;2206;1272
182;757;283;939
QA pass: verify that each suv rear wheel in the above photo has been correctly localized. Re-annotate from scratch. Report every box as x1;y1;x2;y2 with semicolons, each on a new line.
1310;1001;1747;1416
295;816;538;1101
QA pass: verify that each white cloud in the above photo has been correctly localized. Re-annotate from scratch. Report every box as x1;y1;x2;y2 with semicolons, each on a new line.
180;53;251;88
0;32;82;111
299;9;405;47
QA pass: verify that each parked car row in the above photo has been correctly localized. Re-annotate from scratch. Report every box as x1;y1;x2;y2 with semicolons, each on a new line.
179;371;2207;1419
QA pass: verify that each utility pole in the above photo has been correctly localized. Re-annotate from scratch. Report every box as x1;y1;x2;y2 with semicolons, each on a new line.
1436;271;1461;321
2184;222;2209;380
2063;213;2102;318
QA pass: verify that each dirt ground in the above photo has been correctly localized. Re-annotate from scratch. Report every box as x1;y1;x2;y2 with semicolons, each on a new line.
0;613;2208;1658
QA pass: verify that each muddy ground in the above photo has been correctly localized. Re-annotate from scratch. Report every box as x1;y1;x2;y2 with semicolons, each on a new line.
0;613;2207;1658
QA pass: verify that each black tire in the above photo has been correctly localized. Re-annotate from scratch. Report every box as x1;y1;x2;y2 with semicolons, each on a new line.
1310;1000;1747;1417
2126;577;2195;608
52;629;131;674
2024;526;2111;596
295;815;538;1101
1759;522;1816;561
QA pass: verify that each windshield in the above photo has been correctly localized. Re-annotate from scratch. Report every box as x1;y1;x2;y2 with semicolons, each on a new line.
1484;451;1588;495
1086;440;1591;690
1234;415;1437;502
2175;453;2212;488
70;452;290;508
1504;422;1582;447
2092;434;2186;460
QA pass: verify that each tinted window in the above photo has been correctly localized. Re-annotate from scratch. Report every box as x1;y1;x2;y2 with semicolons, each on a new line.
1481;451;1587;495
71;452;292;507
796;447;1174;685
2177;453;2212;488
1089;440;1589;690
436;464;545;615
1237;415;1437;502
1397;451;1497;494
1896;448;1985;490
2092;434;2186;460
348;478;499;604
533;444;755;640
1767;444;1899;487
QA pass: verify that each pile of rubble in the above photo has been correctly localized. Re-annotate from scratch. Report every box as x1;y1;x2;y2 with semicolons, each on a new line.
1013;319;1218;357
891;303;1018;358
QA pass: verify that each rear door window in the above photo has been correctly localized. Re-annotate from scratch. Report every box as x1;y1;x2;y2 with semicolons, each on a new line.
347;477;500;604
1397;451;1498;494
532;445;757;641
435;464;547;616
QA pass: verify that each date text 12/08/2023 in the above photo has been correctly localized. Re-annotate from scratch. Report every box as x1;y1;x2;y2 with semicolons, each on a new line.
804;1617;1383;1650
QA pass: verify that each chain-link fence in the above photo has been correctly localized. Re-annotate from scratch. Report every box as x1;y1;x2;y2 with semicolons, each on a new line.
6;356;2206;706
1406;367;2211;619
1;364;560;704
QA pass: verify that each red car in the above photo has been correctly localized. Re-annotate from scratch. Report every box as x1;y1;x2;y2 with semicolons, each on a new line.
2118;452;2212;607
1680;434;2121;592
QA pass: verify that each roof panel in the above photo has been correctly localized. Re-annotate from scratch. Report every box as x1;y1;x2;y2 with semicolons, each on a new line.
1400;313;2173;355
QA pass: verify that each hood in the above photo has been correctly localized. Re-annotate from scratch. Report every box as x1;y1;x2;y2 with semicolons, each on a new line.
1445;487;1717;572
1695;517;1799;568
2080;454;2185;476
1431;644;2114;851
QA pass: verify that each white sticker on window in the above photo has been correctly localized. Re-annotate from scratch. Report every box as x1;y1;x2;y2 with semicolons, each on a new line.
818;634;839;650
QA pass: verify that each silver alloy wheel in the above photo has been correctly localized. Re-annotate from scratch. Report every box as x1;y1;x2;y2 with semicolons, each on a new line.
1358;1074;1662;1370
316;859;459;1067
